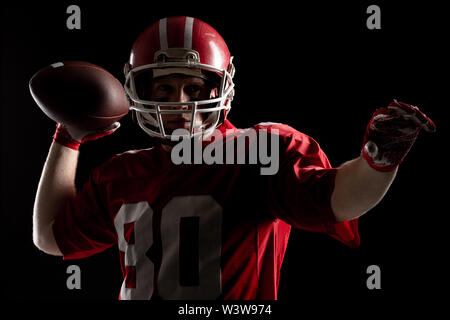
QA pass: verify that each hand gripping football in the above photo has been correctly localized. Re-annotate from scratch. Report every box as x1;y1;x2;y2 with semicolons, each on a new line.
29;61;129;131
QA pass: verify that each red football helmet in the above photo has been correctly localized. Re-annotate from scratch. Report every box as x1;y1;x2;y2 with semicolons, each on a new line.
124;16;235;139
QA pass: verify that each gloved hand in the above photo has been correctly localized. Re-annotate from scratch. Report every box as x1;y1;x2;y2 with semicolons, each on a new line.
53;122;121;150
361;100;436;172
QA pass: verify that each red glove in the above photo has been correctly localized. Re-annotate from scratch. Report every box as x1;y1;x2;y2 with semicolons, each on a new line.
361;100;436;172
53;122;120;150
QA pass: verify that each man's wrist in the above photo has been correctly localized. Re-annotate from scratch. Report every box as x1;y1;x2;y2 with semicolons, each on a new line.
53;124;81;150
361;144;399;172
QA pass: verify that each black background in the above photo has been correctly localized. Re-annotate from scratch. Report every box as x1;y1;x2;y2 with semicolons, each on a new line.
1;0;447;314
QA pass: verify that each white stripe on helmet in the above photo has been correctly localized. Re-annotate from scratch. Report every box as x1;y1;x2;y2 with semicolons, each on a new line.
184;17;194;49
159;18;168;50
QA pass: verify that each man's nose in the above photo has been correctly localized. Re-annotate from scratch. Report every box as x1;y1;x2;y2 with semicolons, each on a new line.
168;88;190;109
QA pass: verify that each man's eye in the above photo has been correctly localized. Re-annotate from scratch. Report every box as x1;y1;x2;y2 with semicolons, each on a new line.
186;85;201;93
158;85;171;92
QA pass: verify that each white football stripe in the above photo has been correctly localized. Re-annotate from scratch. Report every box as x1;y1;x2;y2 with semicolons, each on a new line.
51;62;64;68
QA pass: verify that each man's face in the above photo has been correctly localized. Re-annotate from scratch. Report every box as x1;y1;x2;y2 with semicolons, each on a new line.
137;73;218;133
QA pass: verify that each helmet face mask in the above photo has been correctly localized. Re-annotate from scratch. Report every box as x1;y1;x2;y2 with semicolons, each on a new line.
124;61;234;139
123;17;235;140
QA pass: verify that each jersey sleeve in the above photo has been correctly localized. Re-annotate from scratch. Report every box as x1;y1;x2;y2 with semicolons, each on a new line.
261;124;360;248
52;165;117;260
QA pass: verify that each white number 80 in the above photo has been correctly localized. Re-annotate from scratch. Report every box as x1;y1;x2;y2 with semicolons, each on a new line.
114;195;223;300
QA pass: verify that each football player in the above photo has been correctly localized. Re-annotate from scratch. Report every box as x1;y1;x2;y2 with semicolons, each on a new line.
32;16;435;299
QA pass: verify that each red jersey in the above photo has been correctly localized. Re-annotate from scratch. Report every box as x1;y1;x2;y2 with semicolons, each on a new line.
52;120;360;300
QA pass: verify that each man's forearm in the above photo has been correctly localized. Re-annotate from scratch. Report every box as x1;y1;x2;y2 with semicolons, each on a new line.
331;156;397;222
33;141;79;255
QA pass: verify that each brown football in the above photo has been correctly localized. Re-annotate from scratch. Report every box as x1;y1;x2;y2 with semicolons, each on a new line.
29;61;129;131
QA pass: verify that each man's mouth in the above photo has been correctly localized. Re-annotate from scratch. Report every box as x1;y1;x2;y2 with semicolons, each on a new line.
168;118;190;124
166;118;192;130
